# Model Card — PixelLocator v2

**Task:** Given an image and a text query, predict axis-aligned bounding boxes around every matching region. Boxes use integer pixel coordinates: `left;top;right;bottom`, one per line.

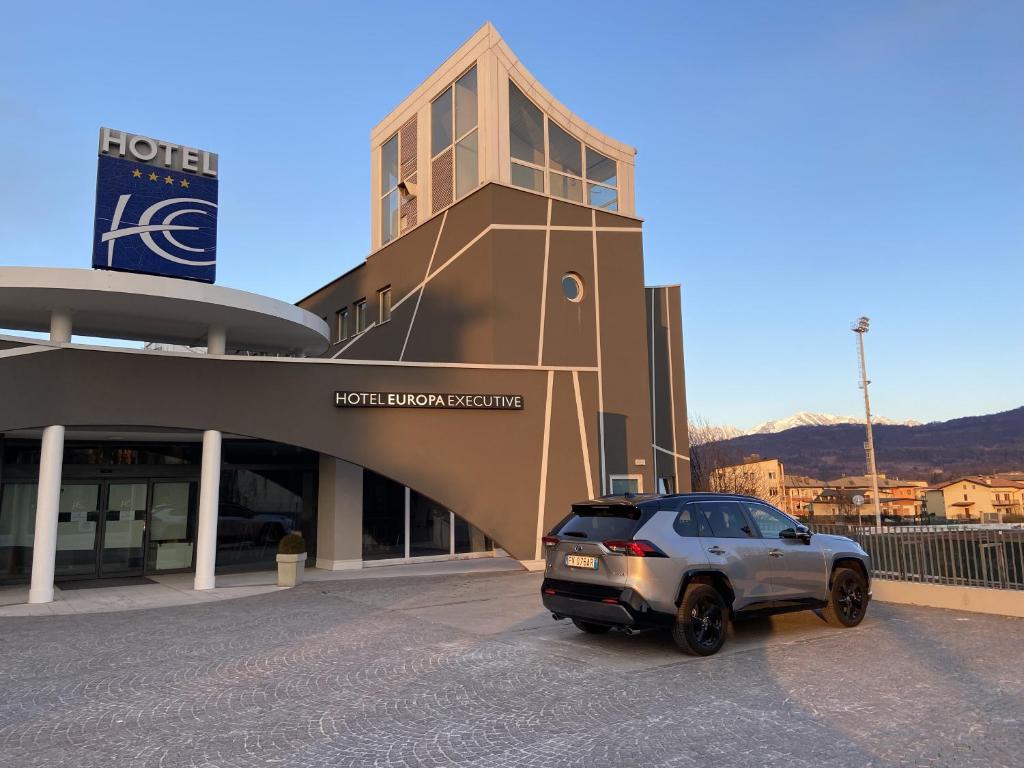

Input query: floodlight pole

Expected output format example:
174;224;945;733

852;317;882;531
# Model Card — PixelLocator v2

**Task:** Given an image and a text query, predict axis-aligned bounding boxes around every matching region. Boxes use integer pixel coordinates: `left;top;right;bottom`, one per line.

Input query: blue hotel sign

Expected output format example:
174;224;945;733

93;128;219;283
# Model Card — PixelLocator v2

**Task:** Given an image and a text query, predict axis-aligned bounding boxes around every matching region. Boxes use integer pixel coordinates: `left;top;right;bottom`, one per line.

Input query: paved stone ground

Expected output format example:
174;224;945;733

1;571;1022;767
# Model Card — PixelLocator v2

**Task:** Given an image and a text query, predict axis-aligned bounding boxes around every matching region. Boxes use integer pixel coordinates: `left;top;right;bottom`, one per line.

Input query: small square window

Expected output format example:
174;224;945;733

378;287;392;324
335;308;349;343
355;300;368;334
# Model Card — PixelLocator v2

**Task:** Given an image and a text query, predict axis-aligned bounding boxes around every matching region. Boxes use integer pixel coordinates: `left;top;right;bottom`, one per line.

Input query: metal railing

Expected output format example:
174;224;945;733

806;523;1024;591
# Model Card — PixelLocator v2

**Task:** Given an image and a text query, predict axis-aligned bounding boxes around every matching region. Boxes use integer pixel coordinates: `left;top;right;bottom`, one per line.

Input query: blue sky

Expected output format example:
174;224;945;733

2;1;1021;430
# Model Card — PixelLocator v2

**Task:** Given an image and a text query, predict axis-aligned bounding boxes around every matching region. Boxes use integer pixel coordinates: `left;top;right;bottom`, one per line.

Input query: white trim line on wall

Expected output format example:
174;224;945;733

0;345;59;359
665;287;681;484
572;370;595;499
334;218;639;359
400;210;447;361
591;209;607;495
653;444;691;462
534;369;555;560
536;198;552;366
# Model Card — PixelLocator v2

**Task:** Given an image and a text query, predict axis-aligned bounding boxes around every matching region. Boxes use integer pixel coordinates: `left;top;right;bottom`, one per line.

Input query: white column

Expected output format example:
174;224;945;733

193;429;222;590
28;309;74;604
50;308;72;344
207;324;226;355
28;425;65;603
404;486;411;561
194;324;226;590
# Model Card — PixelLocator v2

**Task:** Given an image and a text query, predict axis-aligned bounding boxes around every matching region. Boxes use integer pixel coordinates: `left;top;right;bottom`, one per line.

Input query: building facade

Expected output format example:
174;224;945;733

0;24;690;600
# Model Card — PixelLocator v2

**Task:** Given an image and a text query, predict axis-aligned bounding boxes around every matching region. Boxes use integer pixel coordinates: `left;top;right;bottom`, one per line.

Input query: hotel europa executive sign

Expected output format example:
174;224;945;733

93;127;219;283
335;391;524;410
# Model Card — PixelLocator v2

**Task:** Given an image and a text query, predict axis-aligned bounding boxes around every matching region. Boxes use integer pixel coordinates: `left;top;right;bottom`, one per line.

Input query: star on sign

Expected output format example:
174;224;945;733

164;175;174;185
148;172;158;182
179;178;190;188
131;168;142;178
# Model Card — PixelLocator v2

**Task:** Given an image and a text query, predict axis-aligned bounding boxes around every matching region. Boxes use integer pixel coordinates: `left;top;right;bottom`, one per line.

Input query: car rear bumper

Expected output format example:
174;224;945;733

540;578;671;629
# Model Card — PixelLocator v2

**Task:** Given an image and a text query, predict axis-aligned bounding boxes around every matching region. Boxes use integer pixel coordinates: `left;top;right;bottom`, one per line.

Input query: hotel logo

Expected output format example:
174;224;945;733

92;128;219;283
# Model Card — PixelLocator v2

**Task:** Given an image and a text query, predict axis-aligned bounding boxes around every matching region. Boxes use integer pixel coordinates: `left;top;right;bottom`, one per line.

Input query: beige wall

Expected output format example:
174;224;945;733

369;22;637;252
941;479;1021;522
711;458;786;506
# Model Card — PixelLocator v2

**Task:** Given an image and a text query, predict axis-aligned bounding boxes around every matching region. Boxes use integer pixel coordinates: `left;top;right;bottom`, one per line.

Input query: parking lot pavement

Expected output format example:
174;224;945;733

1;570;1022;767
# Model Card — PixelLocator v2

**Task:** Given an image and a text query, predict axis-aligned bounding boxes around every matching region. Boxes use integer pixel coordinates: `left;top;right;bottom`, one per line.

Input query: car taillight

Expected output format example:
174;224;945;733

602;539;667;557
541;536;560;548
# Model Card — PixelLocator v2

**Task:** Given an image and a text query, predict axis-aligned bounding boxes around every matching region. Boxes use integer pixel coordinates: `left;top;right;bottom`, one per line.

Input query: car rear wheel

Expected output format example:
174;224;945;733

571;619;611;634
822;567;868;627
673;583;728;656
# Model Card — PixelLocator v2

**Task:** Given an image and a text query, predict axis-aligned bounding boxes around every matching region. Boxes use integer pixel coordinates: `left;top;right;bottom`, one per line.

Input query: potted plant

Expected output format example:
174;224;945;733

276;532;307;587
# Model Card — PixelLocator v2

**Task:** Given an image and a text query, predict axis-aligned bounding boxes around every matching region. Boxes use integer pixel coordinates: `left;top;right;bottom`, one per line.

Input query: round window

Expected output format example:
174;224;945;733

561;272;584;303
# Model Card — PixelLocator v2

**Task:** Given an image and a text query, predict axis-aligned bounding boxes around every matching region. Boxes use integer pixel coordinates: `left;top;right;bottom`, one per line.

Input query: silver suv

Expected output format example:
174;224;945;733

540;493;871;656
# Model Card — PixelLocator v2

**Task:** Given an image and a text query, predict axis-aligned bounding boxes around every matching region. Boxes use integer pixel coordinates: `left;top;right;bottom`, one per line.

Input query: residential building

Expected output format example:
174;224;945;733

710;455;785;505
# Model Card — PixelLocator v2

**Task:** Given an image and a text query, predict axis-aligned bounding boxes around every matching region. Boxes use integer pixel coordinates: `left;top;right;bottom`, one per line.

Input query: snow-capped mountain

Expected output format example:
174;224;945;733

748;411;921;435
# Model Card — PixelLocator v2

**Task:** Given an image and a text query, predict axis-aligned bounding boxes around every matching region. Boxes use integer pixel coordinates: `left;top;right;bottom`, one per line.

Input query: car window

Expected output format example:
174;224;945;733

695;501;753;538
673;506;699;537
556;504;645;540
743;502;795;539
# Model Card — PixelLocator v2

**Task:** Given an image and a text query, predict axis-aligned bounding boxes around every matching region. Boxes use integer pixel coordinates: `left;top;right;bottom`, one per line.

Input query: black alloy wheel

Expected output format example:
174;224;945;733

673;583;728;656
822;566;869;627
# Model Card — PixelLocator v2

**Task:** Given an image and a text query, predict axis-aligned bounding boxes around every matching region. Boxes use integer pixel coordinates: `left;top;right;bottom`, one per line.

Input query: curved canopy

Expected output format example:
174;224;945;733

0;267;329;355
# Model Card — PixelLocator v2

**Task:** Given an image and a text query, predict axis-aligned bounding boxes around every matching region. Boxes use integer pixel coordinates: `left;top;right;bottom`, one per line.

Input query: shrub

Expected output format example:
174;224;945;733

277;532;306;555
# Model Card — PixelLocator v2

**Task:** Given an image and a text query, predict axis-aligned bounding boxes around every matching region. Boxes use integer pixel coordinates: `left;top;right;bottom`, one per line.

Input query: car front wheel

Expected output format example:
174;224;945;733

672;583;728;656
822;566;869;627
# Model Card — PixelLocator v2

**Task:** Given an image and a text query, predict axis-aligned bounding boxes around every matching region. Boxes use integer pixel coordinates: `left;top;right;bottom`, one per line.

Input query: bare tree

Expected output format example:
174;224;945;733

688;416;772;500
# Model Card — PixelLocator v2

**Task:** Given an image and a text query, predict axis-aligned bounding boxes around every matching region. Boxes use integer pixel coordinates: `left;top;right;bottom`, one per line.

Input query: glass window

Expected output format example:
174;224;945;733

744;503;797;538
697;501;754;538
381;135;399;195
455;130;478;199
381;190;399;246
549;172;583;203
334;309;349;343
431;88;453;157
588;184;617;211
547;121;582;177
380;133;401;246
148;482;196;571
454;514;493;553
0;483;38;578
511;162;543;192
561;272;584;302
609;476;639;495
673;506;712;538
354;300;367;333
378;287;392;323
556;503;646;541
509;82;545;166
586;148;617;186
454;67;477;139
217;468;314;571
362;470;405;560
409;491;450;557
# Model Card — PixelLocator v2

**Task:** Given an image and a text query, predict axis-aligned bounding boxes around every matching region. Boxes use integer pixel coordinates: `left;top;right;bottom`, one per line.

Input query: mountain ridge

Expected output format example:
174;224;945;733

704;406;1024;481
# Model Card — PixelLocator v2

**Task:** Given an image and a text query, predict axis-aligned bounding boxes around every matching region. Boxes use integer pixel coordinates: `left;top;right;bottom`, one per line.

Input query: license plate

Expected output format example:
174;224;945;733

564;554;598;570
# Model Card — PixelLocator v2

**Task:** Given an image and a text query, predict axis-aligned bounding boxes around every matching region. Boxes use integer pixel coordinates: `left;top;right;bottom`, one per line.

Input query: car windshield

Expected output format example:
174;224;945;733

555;504;650;541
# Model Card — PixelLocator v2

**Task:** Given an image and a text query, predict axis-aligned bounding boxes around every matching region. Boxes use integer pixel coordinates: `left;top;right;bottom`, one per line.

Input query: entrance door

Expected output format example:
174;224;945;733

98;482;148;577
54;482;103;580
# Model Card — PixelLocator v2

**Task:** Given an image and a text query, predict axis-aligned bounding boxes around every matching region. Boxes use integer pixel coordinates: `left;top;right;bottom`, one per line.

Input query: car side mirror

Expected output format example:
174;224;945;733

780;526;812;544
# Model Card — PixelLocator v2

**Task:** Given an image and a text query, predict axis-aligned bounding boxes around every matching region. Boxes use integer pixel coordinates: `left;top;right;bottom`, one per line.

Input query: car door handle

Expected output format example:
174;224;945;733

707;546;726;556
769;549;784;558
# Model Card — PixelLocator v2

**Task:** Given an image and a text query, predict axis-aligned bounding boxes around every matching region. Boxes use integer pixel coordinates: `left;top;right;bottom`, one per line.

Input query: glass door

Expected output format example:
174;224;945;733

99;482;148;577
145;481;197;573
55;483;102;580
